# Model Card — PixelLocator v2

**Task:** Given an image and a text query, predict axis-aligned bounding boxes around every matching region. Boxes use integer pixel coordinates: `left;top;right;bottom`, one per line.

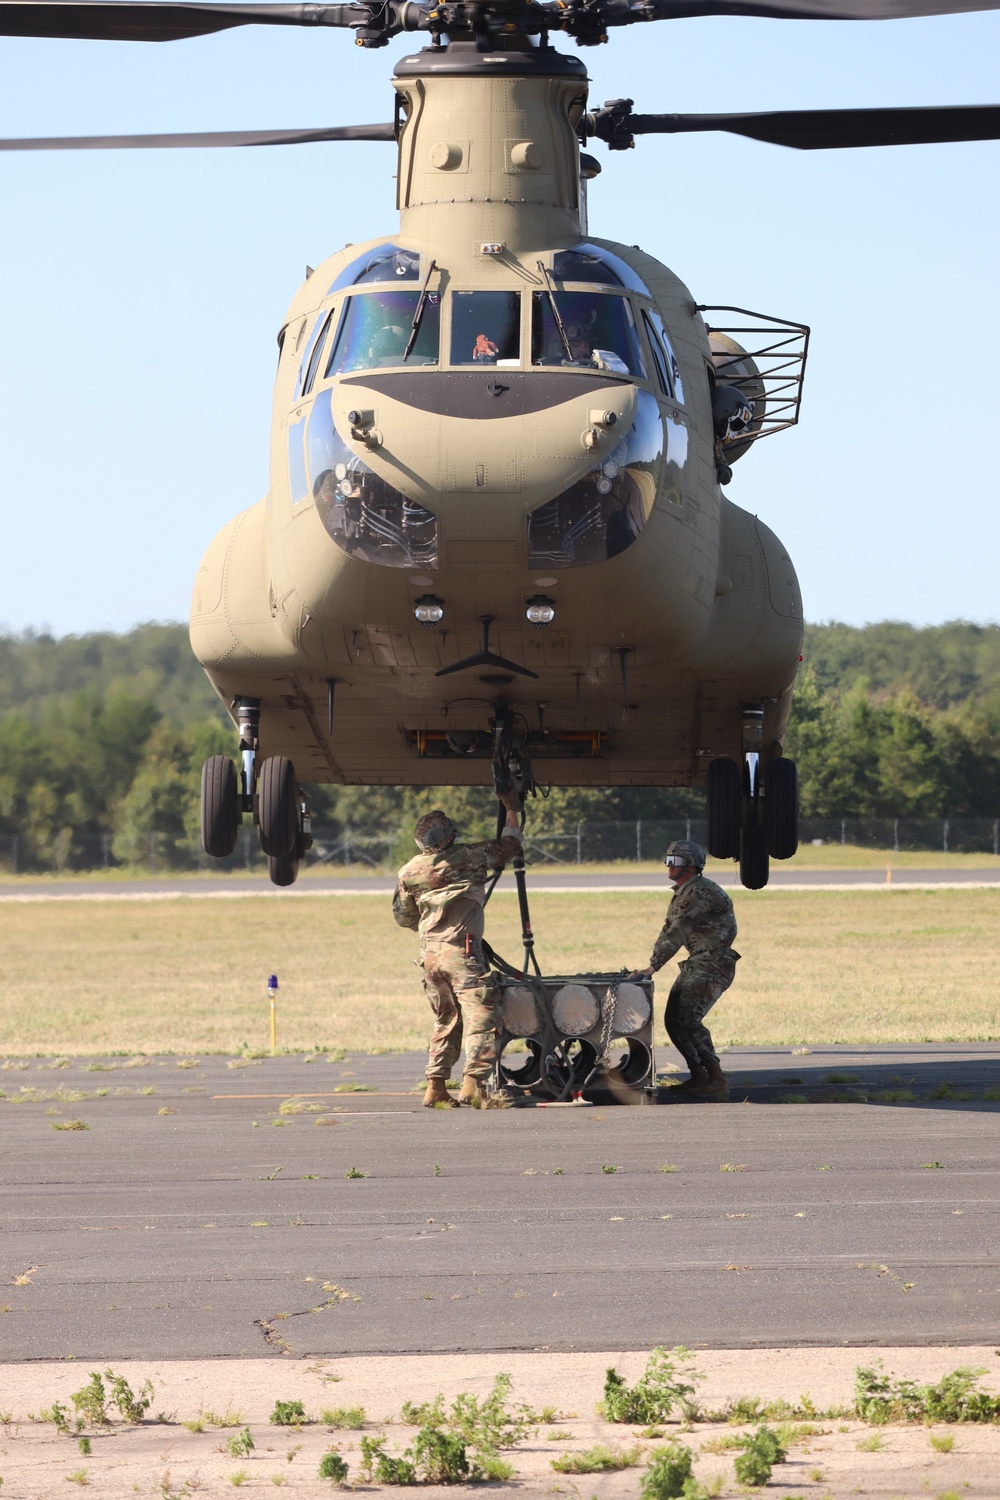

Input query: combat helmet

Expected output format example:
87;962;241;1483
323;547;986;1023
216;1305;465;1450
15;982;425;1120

414;809;458;853
664;838;706;872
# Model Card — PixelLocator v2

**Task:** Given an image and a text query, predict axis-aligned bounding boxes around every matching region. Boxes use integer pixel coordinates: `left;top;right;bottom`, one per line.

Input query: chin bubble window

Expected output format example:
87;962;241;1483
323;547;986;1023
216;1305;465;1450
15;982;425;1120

450;291;521;366
306;389;438;568
526;389;663;568
531;292;646;378
324;290;440;376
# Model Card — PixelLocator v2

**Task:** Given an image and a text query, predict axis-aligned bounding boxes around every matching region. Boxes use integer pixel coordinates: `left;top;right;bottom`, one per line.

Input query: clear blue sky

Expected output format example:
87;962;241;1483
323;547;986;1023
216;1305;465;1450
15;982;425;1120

0;6;997;637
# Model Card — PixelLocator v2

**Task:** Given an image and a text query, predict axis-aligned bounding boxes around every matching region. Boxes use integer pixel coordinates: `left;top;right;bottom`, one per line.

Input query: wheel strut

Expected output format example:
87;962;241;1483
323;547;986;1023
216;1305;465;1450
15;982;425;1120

236;697;261;812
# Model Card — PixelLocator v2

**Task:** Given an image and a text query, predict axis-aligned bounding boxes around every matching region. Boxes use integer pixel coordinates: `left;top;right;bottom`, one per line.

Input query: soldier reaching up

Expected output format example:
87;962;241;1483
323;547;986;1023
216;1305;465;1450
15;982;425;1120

629;839;740;1099
393;802;523;1108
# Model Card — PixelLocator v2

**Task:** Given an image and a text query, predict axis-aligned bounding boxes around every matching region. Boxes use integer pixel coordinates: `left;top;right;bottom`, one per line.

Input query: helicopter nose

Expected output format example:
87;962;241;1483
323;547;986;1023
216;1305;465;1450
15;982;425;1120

332;373;639;503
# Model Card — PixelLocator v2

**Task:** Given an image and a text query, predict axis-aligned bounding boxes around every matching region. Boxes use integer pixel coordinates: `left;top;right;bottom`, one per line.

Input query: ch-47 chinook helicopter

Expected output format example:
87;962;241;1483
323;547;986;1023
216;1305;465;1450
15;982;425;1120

4;1;1000;894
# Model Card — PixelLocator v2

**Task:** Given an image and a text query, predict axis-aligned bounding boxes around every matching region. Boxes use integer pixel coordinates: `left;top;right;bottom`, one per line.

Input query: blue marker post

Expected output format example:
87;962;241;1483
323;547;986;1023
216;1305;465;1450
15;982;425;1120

268;974;279;1054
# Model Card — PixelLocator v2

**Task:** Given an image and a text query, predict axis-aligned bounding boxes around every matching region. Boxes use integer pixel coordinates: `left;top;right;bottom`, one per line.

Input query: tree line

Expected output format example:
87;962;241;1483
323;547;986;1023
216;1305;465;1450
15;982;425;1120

0;620;996;869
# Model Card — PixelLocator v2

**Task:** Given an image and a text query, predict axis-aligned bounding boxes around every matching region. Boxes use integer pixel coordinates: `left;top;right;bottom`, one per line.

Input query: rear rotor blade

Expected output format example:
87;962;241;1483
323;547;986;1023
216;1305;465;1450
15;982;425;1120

591;102;1000;149
643;1;1000;20
0;121;396;149
0;0;387;42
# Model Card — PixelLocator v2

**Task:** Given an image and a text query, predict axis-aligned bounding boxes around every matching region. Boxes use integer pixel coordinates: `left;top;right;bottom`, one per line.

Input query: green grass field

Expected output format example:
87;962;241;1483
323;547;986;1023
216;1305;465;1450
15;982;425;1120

1;887;997;1055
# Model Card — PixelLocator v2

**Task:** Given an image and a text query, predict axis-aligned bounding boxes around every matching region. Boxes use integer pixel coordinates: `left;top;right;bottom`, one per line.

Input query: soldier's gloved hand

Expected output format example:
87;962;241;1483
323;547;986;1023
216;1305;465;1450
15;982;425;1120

626;966;653;982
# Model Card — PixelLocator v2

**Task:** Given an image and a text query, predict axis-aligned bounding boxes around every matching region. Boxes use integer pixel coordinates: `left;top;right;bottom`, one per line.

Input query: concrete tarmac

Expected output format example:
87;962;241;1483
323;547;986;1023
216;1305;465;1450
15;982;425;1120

3;1044;1000;1362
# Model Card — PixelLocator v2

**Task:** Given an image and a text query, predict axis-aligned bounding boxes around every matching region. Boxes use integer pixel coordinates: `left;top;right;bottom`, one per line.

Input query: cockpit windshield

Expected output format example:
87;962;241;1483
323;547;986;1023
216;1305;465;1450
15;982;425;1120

531;292;646;378
551;243;652;298
327;243;421;294
325;291;440;377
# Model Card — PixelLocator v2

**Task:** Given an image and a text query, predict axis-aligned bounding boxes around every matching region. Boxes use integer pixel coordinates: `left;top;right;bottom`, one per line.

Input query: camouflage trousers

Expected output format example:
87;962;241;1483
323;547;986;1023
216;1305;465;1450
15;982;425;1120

420;942;501;1081
663;956;737;1070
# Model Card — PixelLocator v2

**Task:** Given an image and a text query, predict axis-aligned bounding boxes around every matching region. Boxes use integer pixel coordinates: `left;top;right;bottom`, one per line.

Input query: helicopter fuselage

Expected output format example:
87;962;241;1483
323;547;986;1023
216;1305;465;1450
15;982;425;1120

190;42;802;790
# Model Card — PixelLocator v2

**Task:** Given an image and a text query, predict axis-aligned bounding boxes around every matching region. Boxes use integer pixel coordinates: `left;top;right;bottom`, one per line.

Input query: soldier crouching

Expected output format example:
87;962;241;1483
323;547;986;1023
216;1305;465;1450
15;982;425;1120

393;804;523;1108
630;838;740;1099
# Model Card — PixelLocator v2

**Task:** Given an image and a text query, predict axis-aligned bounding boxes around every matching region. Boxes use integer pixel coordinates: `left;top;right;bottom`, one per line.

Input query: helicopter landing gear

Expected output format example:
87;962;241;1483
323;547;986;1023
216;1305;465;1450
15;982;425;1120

738;703;768;890
200;754;241;858
706;756;741;859
764;756;799;860
258;755;297;858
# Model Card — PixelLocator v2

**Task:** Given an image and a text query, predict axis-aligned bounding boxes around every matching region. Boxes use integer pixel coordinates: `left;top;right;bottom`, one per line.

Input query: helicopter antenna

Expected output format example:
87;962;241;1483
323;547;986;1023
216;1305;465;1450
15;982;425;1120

403;258;438;361
536;261;574;364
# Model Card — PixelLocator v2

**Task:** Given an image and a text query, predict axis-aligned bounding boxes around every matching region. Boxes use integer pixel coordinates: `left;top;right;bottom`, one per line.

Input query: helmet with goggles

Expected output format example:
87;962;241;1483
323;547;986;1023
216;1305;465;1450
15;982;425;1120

664;839;706;873
413;809;458;853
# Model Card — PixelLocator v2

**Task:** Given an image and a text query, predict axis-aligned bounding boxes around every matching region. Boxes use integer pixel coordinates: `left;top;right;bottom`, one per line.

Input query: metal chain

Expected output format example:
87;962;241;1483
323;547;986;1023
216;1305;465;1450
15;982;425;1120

597;981;618;1069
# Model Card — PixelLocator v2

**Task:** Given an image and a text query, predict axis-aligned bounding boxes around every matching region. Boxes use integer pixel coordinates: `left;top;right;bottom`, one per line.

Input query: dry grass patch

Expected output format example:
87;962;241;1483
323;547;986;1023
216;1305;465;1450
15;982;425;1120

0;888;997;1053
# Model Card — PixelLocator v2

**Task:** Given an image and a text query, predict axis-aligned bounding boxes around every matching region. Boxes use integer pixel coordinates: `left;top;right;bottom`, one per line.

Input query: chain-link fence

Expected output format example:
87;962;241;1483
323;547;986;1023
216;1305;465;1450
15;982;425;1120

0;815;998;875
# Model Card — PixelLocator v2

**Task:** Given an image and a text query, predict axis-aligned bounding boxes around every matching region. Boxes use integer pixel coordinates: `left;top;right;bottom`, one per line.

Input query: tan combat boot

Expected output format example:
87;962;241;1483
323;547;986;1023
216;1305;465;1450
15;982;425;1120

684;1062;729;1099
670;1064;710;1093
457;1075;489;1107
423;1078;460;1108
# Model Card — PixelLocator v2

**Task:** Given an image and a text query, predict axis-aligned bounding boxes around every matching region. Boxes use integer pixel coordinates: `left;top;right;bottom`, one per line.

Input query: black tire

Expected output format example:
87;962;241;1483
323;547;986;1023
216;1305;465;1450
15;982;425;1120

258;756;297;858
200;755;239;858
706;757;741;859
739;814;770;890
268;850;300;887
765;757;799;860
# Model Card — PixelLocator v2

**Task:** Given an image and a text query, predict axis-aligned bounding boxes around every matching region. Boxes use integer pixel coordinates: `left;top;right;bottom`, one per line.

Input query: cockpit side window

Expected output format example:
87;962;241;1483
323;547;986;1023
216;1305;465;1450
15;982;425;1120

294;311;329;401
642;309;673;399
531;292;646;379
300;309;334;398
450;291;521;366
644;309;685;405
327;243;421;295
325;290;440;377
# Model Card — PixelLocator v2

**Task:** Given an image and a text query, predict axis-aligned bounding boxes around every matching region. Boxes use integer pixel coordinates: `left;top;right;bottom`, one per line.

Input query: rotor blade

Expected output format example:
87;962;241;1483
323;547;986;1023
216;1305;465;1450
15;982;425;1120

626;103;1000;149
0;1;393;43
0;121;395;150
643;1;1000;20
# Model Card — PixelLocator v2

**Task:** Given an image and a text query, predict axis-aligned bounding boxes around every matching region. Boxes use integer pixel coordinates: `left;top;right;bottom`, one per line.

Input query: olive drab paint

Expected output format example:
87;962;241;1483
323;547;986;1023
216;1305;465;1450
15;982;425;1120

189;40;803;793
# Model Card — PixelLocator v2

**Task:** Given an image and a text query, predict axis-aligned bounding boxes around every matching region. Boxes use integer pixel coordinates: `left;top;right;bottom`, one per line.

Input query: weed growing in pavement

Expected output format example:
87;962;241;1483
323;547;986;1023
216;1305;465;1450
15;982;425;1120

77;1438;91;1456
52;1120;89;1131
602;1347;701;1424
922;1161;946;1169
37;1402;71;1433
345;1167;368;1179
322;1407;365;1429
65;1470;89;1486
547;1430;573;1441
855;1363;1000;1423
449;1373;535;1452
856;1431;887;1450
639;1439;716;1499
270;1401;308;1427
732;1425;786;1487
551;1442;642;1473
930;1432;956;1452
318;1452;349;1482
400;1373;533;1458
225;1429;254;1458
360;1426;478;1484
202;1408;244;1428
602;1164;619;1174
228;1471;250;1486
70;1374;109;1427
106;1370;155;1424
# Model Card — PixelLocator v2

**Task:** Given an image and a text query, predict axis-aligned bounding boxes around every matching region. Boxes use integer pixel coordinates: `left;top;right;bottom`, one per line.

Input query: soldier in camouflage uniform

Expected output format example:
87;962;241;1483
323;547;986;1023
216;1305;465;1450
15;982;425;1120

630;839;739;1098
393;804;523;1108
